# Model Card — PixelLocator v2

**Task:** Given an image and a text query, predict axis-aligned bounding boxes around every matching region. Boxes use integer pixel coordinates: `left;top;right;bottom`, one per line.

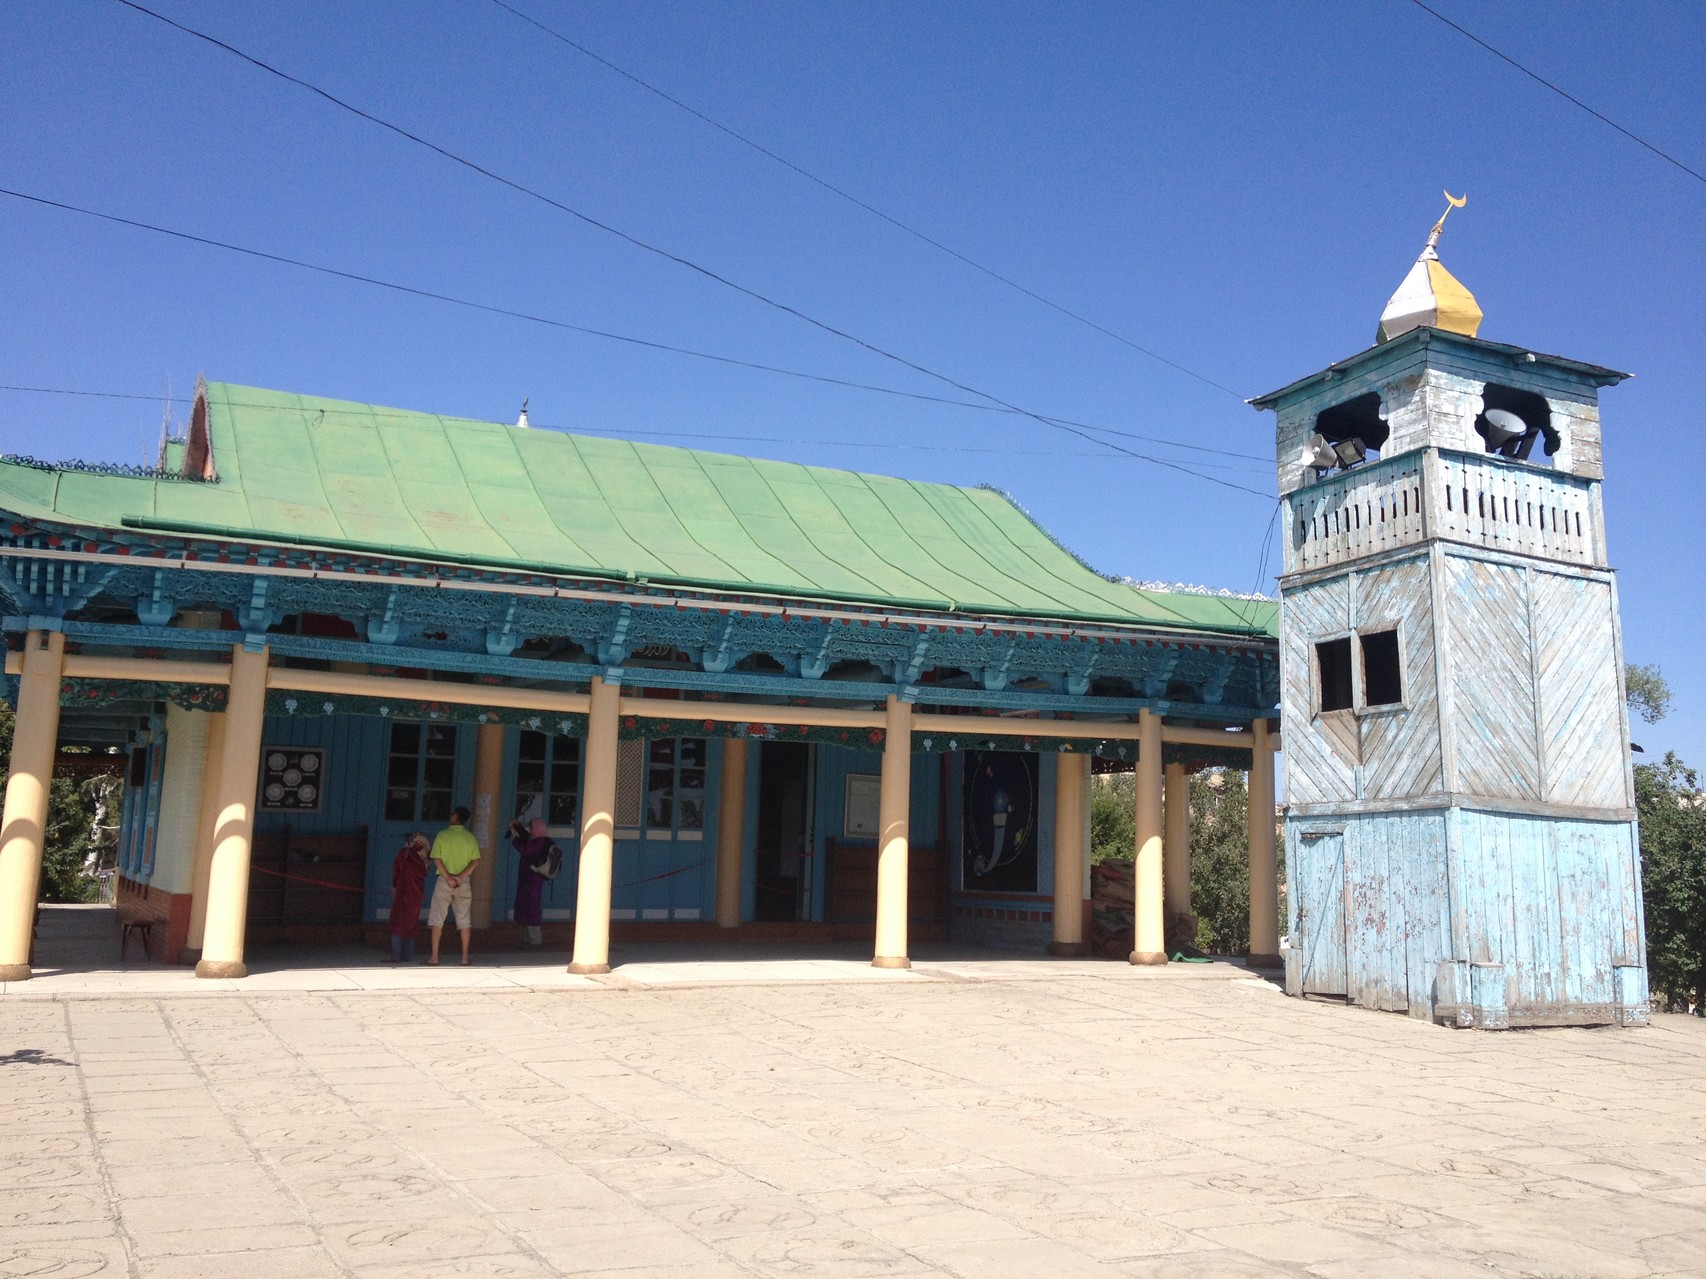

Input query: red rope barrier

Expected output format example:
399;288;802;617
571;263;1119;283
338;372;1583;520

249;864;367;893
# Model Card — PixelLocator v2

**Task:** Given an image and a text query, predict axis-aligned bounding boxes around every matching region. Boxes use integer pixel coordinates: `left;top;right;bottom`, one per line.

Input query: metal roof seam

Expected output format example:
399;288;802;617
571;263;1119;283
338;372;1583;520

744;459;902;602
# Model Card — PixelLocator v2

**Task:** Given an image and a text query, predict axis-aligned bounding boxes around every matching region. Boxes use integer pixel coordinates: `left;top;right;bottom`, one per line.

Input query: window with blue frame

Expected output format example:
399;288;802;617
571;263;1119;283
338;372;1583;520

514;730;581;829
384;721;457;822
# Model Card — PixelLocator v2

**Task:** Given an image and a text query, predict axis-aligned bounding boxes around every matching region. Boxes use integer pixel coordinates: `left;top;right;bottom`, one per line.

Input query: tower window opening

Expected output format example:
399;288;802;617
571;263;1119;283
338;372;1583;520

1313;392;1388;467
1360;630;1403;706
1316;638;1353;713
1475;384;1557;464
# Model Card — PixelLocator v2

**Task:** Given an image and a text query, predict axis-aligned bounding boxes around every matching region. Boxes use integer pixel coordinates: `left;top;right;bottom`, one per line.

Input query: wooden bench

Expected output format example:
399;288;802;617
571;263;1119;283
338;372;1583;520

118;886;155;959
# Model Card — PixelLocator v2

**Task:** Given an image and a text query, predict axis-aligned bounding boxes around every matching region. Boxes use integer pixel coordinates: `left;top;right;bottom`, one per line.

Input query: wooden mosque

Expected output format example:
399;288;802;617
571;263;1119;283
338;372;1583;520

1;199;1649;1028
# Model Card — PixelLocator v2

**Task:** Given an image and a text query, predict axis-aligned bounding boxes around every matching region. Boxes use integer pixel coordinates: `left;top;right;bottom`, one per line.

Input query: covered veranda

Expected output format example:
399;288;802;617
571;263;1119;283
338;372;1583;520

1;380;1281;982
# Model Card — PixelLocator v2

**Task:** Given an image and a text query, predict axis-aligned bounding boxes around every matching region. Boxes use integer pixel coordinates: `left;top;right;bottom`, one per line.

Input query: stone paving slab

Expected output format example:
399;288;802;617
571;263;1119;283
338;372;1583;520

4;920;1706;1276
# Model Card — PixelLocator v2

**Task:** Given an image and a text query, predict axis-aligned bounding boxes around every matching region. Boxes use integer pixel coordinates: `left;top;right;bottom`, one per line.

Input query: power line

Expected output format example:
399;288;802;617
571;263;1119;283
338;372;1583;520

0;382;1269;471
1408;0;1706;187
487;0;1247;399
0;188;1268;476
106;1;1274;501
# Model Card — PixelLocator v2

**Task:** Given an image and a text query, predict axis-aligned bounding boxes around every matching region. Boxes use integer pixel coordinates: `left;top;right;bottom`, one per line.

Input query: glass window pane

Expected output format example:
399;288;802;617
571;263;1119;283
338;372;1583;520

519;730;546;761
389;722;421;755
423;757;455;788
548;792;578;826
677;799;703;831
426;724;458;755
420;790;451;823
516;763;546;794
678;738;705;768
552;735;579;764
385;790;415;821
647;793;672;828
649;739;675;766
387;756;418;787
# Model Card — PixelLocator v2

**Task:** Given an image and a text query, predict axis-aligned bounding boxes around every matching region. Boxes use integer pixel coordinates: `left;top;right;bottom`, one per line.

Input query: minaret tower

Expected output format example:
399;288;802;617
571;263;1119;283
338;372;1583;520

1252;197;1648;1028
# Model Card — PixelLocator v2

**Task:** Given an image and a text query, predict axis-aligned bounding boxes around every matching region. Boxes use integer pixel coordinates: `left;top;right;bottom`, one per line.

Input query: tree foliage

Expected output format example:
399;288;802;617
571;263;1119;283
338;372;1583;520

1626;663;1672;727
0;700;118;903
1089;766;1283;956
1635;752;1706;1014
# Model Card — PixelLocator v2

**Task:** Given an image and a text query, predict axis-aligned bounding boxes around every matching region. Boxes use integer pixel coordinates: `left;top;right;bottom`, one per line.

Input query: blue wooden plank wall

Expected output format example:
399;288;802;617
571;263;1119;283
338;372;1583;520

1290;808;1640;1021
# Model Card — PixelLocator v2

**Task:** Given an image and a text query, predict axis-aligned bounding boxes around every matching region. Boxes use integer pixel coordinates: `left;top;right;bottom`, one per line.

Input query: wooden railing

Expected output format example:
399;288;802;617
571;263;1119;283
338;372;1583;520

1287;450;1601;573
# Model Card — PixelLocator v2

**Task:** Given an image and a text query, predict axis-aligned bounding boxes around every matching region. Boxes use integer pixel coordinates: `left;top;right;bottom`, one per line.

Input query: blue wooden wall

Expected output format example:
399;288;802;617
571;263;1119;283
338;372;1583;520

1288;809;1646;1022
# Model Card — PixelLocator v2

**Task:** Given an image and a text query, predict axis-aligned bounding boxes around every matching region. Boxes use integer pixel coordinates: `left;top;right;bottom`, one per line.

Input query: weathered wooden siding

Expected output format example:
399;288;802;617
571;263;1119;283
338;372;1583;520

1445;557;1543;801
1278;577;1355;804
1355;559;1442;801
1289;809;1639;1024
1288;812;1450;1017
1455;810;1641;1021
1287;455;1426;574
1433;453;1600;568
1289;827;1347;995
1530;573;1630;810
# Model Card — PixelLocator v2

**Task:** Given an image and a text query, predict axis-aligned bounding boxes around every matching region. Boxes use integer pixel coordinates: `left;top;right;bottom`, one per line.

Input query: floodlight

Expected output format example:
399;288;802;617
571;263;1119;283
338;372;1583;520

1331;437;1367;468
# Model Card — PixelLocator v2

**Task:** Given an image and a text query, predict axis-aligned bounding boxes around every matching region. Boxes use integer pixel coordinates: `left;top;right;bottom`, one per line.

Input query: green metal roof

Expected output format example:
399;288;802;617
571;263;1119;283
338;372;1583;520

1;382;1277;637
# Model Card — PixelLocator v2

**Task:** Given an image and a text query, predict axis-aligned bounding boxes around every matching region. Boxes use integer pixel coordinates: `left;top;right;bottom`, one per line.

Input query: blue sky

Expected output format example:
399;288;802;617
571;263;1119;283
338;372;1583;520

3;1;1702;764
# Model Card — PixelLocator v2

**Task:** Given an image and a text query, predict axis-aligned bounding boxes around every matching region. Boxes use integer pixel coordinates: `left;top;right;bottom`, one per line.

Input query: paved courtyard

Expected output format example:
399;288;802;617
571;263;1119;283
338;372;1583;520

4;913;1706;1278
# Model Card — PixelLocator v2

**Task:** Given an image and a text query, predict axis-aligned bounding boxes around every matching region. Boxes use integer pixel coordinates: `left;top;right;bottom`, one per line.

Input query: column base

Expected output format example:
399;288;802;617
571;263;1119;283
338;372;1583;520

1047;941;1087;958
1245;952;1284;970
872;955;911;970
194;958;247;979
0;963;33;982
1128;950;1169;966
567;961;611;975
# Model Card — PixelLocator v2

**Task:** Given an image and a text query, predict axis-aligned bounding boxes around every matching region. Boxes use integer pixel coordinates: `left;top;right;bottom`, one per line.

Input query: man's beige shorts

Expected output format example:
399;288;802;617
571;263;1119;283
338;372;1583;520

428;876;473;928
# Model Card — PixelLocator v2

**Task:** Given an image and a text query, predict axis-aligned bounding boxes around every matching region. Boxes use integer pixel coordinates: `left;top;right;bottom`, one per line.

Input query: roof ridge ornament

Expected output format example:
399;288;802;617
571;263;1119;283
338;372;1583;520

1377;190;1482;344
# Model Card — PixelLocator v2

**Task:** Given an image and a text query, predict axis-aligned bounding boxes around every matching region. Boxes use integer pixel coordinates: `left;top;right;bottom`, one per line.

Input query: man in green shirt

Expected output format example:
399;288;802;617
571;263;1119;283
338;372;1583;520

427;805;481;965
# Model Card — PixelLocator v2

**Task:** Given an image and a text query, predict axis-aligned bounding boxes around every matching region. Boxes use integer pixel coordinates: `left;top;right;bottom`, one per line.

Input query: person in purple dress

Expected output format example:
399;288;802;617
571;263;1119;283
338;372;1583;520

508;817;552;947
388;832;430;963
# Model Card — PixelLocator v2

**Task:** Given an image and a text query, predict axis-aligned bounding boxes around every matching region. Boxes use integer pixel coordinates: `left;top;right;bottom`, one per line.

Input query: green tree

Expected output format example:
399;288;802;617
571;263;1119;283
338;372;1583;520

1627;663;1672;727
1088;765;1284;957
1622;663;1703;1014
1188;770;1252;955
0;701;116;903
1089;772;1134;865
1636;753;1706;1014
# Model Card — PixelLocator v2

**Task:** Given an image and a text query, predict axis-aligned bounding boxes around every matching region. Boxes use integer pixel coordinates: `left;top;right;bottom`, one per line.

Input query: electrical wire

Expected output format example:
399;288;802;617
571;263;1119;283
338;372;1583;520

1408;0;1705;187
104;0;1275;500
486;0;1248;399
0;382;1270;471
0;185;1274;498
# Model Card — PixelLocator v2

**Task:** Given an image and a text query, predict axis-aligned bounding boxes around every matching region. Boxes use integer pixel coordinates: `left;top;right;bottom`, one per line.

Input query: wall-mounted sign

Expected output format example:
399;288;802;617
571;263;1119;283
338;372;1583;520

260;747;324;812
843;773;881;839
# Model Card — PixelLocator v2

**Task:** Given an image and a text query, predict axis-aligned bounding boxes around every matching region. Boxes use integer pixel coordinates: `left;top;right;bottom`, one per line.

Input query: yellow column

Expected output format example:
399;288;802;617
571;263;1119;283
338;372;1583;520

1163;762;1192;919
185;711;226;952
1247;716;1281;966
470;722;505;929
0;629;66;981
871;695;912;969
196;643;268;979
1130;708;1166;965
569;676;618;974
1049;752;1086;957
715;737;748;928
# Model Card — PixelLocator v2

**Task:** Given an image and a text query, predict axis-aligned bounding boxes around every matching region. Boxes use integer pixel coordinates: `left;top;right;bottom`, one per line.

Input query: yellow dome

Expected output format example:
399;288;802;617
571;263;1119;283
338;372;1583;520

1377;193;1482;343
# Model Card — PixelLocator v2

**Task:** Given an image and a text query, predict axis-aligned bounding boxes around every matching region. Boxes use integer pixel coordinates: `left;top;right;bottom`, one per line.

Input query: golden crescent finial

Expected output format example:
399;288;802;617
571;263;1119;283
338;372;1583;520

1426;191;1467;248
